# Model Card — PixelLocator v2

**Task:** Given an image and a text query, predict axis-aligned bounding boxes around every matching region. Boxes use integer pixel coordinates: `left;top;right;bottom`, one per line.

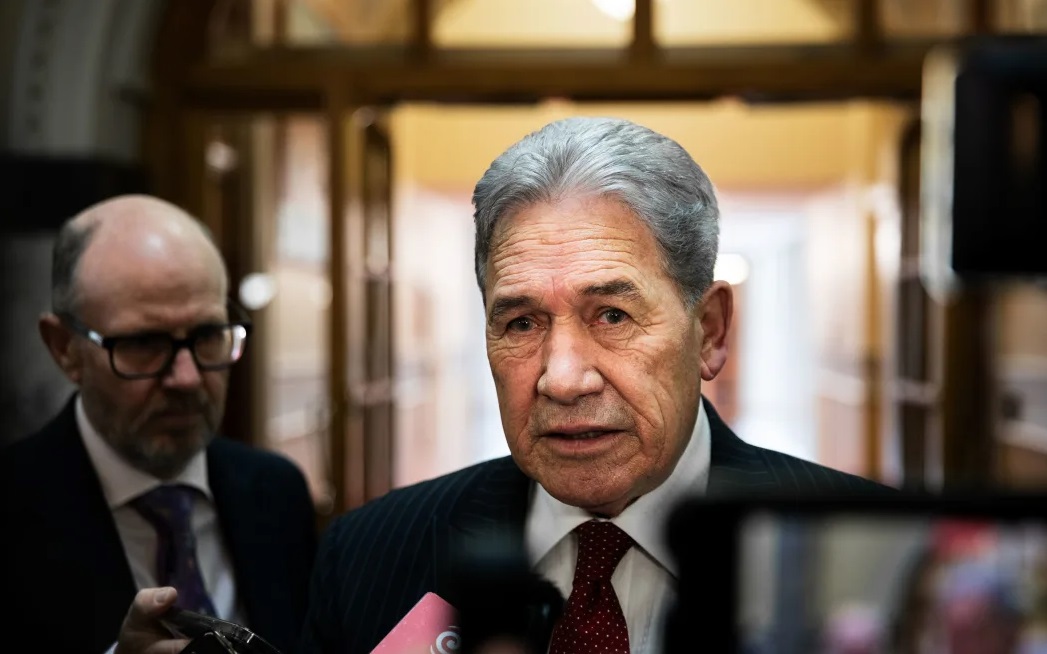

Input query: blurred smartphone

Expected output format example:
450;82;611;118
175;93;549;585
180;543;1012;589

663;492;1047;653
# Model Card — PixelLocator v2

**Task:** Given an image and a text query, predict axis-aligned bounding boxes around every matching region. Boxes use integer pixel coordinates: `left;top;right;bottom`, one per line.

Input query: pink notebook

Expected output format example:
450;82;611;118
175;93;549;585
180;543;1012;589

369;592;460;654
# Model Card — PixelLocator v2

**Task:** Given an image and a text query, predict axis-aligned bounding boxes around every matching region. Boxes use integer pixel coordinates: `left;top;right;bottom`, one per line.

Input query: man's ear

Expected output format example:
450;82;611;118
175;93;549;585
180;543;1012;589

39;313;83;385
697;281;733;382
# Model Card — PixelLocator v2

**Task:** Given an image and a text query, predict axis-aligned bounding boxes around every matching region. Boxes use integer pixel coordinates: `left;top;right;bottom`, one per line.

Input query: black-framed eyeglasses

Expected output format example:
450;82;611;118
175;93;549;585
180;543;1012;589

58;307;252;381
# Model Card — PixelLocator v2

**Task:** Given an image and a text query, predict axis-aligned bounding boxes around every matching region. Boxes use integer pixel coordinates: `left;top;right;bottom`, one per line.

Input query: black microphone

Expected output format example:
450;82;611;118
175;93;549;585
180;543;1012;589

447;530;565;654
164;608;281;654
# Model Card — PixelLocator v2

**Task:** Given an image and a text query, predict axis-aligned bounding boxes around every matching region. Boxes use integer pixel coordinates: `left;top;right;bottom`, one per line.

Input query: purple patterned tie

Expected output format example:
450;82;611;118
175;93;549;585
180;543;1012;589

130;484;218;617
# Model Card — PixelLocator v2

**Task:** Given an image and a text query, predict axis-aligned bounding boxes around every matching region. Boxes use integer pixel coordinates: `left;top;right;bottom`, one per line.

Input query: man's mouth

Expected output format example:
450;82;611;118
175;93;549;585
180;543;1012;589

547;430;618;440
156;409;200;418
540;428;625;457
151;408;206;427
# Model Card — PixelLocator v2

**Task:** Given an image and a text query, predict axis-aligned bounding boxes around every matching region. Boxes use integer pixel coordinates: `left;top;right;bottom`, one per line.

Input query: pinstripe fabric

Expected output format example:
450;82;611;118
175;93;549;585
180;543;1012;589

300;399;891;654
704;401;890;498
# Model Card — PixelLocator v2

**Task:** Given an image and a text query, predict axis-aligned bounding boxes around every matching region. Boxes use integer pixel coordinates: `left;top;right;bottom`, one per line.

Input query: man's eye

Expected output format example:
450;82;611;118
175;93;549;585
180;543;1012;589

194;325;224;342
599;309;629;325
123;334;170;350
507;317;535;332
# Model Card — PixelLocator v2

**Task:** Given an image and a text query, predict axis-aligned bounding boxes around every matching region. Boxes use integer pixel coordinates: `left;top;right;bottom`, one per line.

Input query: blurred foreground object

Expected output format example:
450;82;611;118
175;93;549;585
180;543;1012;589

820;603;884;654
921;36;1047;303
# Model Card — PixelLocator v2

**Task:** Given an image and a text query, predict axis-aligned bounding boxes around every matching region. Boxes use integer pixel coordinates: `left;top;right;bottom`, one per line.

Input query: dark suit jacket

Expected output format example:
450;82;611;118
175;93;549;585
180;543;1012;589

0;397;318;654
300;399;891;654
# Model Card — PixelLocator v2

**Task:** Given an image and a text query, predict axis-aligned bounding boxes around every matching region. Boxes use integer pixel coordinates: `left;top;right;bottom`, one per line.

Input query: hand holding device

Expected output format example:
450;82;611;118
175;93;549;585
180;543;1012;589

162;606;282;654
114;587;189;654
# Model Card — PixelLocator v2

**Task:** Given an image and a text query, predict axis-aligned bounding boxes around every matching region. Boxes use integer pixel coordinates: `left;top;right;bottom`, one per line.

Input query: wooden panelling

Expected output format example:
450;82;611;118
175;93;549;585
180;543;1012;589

179;42;930;109
996;434;1047;490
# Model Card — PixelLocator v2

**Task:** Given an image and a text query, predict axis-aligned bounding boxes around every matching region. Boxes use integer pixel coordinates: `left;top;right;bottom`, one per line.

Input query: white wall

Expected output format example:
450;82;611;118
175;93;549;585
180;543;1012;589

391;185;508;487
720;195;817;462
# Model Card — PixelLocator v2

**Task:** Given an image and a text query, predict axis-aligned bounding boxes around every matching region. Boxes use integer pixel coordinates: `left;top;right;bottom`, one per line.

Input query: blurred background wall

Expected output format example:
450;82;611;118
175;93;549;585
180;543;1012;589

0;0;165;444
1;0;1045;517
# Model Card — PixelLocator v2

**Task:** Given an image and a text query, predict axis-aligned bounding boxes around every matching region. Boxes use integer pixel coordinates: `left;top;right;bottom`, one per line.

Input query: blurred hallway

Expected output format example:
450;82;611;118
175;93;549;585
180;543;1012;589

2;0;1046;520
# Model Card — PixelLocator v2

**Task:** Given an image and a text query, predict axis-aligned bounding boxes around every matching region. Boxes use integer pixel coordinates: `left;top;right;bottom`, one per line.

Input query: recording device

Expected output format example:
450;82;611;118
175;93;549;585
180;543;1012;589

368;530;563;654
370;593;460;654
445;530;565;654
166;530;562;654
662;492;1047;653
163;608;281;654
921;35;1047;301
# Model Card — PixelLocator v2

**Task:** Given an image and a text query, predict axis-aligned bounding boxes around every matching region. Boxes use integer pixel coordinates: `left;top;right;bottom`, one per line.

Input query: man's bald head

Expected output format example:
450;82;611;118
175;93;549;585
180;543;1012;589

42;195;234;479
51;195;225;316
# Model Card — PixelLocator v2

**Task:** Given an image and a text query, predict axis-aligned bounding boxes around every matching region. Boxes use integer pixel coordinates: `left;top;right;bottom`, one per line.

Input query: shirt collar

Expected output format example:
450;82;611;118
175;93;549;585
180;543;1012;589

525;400;711;577
75;394;212;509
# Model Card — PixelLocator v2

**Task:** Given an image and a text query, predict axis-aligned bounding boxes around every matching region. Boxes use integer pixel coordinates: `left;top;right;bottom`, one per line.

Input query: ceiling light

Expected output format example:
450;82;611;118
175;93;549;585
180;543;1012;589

715;253;750;285
592;0;636;22
239;273;276;310
592;0;665;22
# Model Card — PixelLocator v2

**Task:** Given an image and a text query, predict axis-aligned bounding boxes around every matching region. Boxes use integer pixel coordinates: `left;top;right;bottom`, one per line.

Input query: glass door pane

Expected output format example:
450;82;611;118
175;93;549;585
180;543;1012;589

192;112;334;513
265;115;334;512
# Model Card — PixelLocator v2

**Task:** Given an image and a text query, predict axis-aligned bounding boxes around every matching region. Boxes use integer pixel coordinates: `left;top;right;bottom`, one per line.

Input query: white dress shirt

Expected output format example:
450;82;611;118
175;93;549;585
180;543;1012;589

76;397;246;639
526;401;711;654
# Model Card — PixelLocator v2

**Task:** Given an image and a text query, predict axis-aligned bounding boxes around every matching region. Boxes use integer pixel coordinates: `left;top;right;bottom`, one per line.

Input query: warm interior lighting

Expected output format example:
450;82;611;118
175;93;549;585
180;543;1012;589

592;0;636;22
592;0;667;22
715;253;750;285
205;140;238;173
239;272;277;310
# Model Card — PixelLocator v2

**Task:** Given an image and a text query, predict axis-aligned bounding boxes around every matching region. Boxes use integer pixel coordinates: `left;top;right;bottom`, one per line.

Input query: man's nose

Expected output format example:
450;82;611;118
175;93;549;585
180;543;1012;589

163;347;204;388
536;324;604;404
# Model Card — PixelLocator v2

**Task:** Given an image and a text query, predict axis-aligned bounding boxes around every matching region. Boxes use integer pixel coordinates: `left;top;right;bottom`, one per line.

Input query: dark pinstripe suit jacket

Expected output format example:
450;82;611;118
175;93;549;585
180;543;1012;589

300;399;889;654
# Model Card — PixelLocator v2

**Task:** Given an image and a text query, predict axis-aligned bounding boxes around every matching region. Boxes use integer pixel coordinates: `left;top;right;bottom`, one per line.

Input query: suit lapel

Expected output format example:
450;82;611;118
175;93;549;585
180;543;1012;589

41;400;138;639
207;440;277;631
426;400;777;597
432;457;532;600
704;398;780;496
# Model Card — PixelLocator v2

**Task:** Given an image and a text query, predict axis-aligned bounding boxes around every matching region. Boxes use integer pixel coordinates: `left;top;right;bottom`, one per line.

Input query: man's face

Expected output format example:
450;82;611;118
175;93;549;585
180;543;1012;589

70;242;230;479
484;195;708;517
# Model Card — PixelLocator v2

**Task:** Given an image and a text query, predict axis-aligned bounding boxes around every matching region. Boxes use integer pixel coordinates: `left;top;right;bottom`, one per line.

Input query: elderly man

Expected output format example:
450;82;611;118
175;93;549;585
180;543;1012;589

296;117;888;654
0;196;317;653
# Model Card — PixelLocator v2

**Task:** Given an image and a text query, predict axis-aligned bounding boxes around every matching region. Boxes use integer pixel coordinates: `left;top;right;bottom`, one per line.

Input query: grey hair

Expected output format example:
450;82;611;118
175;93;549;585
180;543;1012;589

51;219;99;315
472;116;719;307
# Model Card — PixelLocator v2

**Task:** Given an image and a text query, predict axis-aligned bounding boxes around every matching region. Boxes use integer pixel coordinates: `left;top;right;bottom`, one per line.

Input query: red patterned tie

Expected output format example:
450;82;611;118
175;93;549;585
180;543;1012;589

549;520;634;654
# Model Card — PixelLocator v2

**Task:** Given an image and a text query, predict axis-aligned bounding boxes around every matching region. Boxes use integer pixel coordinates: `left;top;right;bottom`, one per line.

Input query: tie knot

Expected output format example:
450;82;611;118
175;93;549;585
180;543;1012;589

573;520;634;582
130;484;197;532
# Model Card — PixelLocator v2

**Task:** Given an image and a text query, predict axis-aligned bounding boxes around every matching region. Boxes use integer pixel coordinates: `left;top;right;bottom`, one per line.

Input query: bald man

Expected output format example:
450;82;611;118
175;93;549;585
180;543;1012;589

0;195;317;653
